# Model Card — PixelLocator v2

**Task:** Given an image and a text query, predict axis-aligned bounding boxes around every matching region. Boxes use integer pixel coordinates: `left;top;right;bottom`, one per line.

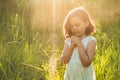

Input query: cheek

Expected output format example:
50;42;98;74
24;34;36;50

78;26;86;33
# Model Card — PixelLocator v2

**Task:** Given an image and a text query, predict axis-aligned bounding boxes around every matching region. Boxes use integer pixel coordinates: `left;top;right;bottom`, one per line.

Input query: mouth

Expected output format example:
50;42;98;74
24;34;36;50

73;33;81;37
73;31;78;34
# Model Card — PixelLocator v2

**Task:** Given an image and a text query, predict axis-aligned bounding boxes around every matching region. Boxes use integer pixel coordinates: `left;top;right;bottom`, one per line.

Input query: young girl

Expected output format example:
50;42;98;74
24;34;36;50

60;7;97;80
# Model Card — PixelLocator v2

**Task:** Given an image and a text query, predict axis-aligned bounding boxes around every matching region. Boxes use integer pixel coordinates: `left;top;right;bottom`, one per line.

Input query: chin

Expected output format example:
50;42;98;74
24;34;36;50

75;34;81;37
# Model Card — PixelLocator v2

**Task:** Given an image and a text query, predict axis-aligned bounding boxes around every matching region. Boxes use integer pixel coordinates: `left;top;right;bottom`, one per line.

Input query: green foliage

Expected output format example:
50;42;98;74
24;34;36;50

0;0;120;80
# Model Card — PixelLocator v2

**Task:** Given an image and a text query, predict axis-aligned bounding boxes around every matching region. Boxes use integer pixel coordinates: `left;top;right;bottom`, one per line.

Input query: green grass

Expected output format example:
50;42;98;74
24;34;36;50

0;16;119;80
0;0;120;80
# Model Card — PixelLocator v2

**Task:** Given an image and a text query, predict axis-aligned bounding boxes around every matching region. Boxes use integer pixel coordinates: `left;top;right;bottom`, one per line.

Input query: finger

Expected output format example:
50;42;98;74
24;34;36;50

71;36;76;40
71;41;76;46
71;39;75;43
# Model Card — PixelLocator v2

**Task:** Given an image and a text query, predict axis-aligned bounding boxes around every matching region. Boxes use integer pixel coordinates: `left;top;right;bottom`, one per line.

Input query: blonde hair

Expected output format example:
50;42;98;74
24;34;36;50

63;7;96;38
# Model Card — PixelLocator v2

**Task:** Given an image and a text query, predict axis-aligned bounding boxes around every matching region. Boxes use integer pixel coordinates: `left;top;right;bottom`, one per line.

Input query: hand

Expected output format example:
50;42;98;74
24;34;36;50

71;41;76;48
71;35;81;46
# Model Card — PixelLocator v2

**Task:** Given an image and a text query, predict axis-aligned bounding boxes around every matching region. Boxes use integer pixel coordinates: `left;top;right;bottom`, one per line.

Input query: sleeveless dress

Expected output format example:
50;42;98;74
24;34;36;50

64;36;97;80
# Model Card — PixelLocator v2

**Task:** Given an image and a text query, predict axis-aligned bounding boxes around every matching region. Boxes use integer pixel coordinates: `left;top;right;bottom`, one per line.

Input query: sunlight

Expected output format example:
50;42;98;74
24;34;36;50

30;0;58;79
1;0;119;79
49;0;58;80
30;0;53;30
53;0;56;33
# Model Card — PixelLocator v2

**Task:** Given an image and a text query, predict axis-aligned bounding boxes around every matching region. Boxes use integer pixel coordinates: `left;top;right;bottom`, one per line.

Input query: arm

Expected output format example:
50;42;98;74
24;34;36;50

71;36;97;67
77;40;97;67
60;42;75;64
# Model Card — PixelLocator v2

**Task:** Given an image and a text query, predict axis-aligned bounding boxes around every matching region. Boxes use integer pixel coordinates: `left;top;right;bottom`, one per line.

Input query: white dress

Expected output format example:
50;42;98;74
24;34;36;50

64;36;96;80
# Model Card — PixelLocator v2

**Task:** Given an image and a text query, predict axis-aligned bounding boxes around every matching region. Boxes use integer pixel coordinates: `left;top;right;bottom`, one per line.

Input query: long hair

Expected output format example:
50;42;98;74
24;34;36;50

63;7;96;38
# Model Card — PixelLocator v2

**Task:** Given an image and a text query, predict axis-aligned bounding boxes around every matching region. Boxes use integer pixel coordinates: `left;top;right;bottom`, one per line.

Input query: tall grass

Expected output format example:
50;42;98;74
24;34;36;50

0;0;120;80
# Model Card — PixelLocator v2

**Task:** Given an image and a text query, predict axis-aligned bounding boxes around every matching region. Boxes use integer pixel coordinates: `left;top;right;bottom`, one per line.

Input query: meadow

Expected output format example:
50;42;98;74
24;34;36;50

0;0;120;80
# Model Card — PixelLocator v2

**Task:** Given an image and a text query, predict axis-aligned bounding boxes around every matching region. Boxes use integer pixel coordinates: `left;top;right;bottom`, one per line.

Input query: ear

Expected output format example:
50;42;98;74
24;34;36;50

85;20;89;27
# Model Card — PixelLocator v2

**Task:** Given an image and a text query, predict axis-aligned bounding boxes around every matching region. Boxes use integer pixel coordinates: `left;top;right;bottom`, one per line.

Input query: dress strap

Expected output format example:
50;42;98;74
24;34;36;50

87;36;97;43
65;38;71;47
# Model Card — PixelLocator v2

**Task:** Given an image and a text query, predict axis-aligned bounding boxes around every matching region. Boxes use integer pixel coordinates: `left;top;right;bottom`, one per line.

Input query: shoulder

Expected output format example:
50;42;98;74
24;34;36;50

87;36;97;42
87;36;97;49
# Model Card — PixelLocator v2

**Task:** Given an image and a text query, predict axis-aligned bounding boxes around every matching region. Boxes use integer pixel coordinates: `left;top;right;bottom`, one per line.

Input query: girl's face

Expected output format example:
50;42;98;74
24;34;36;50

70;16;88;37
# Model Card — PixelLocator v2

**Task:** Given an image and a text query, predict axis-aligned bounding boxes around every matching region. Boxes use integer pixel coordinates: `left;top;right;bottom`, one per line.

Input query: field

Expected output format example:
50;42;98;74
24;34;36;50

0;0;120;80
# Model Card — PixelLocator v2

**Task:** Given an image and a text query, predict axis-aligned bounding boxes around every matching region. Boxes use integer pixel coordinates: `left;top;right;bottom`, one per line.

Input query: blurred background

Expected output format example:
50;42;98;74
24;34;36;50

0;0;120;80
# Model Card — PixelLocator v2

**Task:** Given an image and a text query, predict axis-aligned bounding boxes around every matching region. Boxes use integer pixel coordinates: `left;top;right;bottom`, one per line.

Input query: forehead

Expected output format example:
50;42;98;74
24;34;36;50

70;16;83;24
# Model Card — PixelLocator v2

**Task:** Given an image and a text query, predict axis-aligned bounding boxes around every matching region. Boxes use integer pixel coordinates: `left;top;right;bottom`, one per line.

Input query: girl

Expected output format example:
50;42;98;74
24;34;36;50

60;7;97;80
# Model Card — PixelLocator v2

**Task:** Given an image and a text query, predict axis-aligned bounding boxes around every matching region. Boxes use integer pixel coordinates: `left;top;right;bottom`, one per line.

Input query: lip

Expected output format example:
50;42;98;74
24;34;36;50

73;31;78;34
